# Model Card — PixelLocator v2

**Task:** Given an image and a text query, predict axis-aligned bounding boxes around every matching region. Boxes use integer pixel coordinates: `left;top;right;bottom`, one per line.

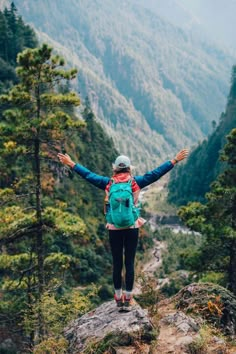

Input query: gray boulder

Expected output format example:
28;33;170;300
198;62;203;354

64;300;155;353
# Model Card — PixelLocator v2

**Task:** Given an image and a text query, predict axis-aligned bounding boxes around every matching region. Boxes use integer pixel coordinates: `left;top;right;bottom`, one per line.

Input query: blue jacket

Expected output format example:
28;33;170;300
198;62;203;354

73;160;174;190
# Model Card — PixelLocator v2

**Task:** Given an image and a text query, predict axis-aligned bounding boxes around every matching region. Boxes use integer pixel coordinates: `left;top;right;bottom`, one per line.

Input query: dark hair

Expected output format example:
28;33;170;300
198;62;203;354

113;167;131;175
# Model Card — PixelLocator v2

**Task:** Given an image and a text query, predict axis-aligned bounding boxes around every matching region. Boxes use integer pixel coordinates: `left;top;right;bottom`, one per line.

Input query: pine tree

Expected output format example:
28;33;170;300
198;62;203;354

0;10;9;62
0;3;37;96
229;65;236;102
4;3;18;63
0;43;85;341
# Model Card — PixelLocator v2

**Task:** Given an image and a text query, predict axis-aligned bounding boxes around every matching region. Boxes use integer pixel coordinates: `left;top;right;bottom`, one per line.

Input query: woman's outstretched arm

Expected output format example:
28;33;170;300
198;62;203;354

57;153;110;190
134;149;189;189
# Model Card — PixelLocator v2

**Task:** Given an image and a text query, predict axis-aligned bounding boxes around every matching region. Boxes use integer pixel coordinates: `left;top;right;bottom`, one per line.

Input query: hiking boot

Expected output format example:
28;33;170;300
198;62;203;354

123;296;135;312
114;294;123;309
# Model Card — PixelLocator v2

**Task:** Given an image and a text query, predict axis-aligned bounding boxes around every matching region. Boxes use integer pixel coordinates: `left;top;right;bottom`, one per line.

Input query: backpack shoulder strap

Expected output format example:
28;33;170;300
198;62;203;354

128;178;132;185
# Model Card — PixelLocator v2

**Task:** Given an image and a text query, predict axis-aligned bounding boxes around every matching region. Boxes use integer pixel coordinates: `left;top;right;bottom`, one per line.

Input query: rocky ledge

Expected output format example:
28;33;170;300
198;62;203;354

64;300;155;353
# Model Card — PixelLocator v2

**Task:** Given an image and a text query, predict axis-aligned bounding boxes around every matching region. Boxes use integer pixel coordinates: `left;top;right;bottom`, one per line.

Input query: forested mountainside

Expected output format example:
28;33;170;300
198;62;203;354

0;6;127;350
168;65;236;205
3;0;235;170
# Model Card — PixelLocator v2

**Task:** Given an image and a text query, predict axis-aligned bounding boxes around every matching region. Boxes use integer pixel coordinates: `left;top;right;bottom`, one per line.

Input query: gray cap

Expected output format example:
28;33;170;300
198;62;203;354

113;155;131;169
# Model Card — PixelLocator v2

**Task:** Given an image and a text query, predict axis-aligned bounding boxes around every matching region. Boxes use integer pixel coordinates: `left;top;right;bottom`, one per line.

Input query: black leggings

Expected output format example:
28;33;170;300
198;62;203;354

109;228;139;291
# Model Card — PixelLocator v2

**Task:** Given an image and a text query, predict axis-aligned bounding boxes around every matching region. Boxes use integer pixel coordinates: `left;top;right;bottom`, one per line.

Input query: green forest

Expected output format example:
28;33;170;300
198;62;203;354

0;3;236;353
163;65;236;300
168;65;236;206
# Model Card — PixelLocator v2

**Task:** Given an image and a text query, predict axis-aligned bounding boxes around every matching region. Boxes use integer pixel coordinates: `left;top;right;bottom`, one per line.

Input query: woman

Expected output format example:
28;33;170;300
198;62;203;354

58;149;188;311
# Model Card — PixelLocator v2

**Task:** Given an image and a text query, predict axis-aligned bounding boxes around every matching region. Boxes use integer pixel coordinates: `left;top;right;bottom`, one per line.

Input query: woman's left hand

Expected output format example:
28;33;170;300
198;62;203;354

172;149;189;164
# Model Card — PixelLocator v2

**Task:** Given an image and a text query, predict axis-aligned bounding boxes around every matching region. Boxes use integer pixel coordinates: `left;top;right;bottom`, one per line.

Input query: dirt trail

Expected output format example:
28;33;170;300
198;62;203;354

134;238;168;296
142;239;165;274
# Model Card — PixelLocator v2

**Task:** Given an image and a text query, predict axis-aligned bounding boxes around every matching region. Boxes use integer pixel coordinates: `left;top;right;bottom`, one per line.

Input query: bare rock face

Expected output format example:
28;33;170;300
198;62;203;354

64;300;155;353
161;311;200;334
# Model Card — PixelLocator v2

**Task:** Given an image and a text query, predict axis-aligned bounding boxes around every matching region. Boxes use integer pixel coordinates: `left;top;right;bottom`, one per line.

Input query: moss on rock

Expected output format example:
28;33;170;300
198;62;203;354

174;282;236;336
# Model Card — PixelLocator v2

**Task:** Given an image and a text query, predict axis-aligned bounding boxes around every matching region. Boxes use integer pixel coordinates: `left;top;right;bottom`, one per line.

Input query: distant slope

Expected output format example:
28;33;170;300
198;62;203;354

136;0;201;30
168;66;236;205
177;0;236;50
136;0;236;50
1;0;235;171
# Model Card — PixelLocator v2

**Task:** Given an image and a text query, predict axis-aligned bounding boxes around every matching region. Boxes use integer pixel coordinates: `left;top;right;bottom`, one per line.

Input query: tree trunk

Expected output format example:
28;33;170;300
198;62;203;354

27;250;36;346
229;193;236;295
34;137;45;338
228;239;236;295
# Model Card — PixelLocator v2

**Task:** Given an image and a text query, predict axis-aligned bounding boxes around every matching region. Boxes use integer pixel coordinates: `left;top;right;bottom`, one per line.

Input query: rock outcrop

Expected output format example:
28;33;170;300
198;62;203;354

64;300;155;353
174;282;236;336
64;282;236;354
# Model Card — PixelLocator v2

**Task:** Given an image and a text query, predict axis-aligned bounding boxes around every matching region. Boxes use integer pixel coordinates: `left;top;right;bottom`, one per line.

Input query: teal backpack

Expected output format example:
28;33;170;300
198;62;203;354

106;179;140;228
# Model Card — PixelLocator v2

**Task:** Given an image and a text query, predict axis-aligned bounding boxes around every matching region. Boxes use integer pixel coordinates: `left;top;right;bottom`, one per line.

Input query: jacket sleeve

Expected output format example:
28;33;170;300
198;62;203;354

134;160;174;189
72;163;110;190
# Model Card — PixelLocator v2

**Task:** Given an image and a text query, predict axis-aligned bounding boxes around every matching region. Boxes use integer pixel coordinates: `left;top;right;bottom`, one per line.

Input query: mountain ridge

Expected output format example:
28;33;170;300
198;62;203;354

1;0;235;170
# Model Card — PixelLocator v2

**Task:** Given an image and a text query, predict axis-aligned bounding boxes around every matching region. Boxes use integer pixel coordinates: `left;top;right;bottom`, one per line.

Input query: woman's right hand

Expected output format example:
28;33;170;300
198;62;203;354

57;153;76;169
